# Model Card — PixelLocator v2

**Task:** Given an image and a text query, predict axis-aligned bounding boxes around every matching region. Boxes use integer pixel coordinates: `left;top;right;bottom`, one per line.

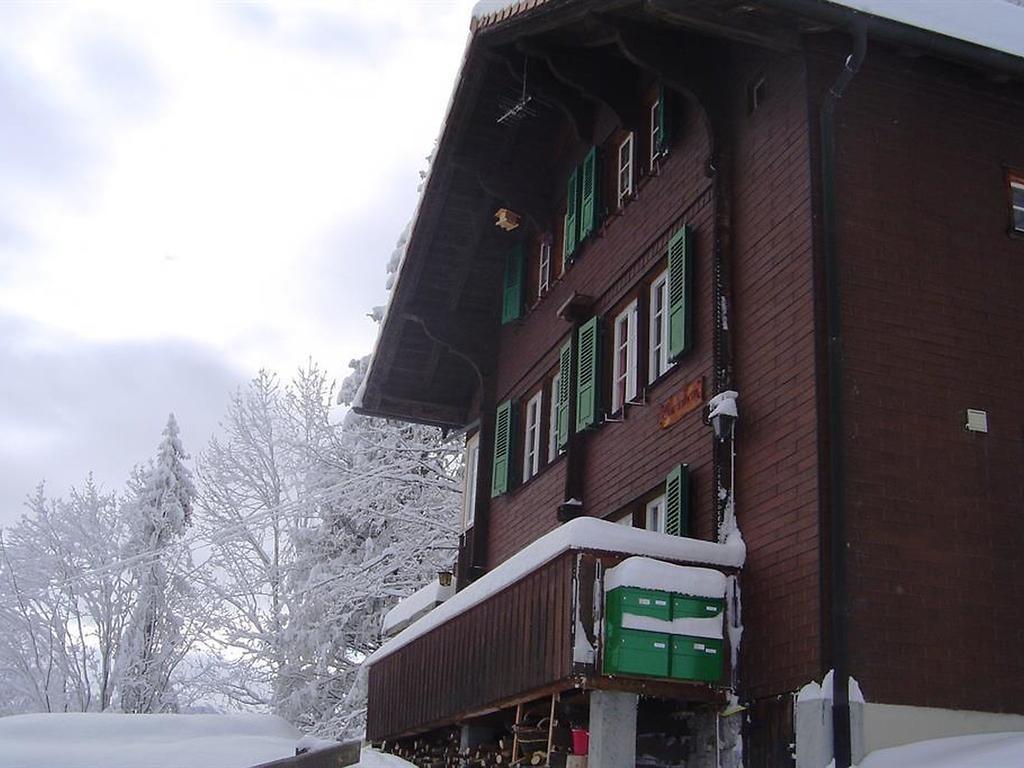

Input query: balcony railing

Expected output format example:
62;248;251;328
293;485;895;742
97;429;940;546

365;518;744;742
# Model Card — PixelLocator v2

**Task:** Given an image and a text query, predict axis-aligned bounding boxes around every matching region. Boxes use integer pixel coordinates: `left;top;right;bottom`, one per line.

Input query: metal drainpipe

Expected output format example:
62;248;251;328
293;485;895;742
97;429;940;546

820;24;866;768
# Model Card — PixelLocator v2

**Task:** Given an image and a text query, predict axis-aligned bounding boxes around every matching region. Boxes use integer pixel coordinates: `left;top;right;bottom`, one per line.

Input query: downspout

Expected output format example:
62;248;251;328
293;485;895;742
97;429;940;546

819;24;866;768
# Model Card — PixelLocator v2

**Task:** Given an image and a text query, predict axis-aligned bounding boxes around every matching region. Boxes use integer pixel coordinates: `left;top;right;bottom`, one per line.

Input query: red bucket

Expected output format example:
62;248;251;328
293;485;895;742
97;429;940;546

571;728;589;755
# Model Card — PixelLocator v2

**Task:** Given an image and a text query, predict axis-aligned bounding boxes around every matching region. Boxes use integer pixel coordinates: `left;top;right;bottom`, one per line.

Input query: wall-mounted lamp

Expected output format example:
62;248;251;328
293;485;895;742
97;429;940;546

494;208;521;231
706;390;739;441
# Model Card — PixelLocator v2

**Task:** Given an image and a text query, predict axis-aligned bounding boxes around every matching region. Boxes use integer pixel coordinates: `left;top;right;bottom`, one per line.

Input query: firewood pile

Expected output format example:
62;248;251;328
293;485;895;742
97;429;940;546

375;694;577;767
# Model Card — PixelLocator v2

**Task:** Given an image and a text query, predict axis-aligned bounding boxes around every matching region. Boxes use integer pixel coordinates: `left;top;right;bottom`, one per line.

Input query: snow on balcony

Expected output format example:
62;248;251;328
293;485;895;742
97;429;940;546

382;577;456;638
365;517;744;667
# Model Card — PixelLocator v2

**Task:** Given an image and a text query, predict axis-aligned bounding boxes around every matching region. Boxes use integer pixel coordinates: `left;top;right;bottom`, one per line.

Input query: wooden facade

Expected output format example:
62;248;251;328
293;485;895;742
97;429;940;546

368;552;575;741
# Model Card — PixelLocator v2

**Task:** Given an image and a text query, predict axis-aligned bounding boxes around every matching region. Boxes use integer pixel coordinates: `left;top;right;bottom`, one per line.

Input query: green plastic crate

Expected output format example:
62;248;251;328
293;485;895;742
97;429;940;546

671;594;725;620
605;586;672;629
669;635;724;683
603;627;670;678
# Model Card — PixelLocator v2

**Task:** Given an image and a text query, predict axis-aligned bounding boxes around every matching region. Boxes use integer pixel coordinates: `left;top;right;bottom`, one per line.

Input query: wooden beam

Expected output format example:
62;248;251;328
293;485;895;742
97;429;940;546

519;40;639;126
578;674;727;703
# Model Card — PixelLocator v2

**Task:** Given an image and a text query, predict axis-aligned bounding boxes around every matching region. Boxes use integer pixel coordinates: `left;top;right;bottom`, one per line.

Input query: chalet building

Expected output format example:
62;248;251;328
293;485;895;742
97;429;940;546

356;1;1024;766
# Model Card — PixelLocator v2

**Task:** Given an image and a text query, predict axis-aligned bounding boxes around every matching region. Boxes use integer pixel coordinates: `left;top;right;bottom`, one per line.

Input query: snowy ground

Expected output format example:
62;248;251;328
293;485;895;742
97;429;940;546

0;713;309;768
353;748;415;767
858;731;1024;768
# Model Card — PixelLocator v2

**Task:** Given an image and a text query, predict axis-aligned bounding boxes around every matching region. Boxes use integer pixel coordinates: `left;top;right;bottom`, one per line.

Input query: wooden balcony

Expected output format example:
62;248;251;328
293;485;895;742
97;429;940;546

365;520;743;742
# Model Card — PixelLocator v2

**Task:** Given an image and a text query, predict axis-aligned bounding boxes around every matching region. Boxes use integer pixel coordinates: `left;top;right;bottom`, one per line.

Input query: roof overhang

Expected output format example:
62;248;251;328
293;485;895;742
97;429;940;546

355;0;1024;429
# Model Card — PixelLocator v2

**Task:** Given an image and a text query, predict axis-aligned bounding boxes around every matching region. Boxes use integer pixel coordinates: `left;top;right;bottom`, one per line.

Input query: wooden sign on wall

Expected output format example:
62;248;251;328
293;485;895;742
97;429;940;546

659;377;704;429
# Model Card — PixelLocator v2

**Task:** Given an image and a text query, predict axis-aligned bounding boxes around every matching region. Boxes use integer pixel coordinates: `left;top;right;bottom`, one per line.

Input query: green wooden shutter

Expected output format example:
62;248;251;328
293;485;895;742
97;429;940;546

667;225;693;360
501;243;524;325
664;464;690;536
656;84;669;157
563;168;579;263
490;400;515;497
575;316;601;432
578;147;600;242
556;341;572;450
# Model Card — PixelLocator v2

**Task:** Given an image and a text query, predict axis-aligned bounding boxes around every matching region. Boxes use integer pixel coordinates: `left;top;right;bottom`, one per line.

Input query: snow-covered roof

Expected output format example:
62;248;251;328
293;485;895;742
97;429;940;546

364;518;745;667
0;713;311;768
827;1;1024;61
381;577;456;637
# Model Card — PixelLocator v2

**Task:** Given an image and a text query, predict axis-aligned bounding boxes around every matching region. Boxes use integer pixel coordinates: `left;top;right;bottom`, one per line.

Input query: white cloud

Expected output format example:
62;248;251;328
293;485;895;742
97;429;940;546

0;0;478;518
0;0;475;374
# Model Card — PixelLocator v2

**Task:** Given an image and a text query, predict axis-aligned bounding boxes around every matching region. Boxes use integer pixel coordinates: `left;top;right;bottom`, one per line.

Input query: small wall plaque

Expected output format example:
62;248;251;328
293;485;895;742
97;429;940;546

659;377;704;429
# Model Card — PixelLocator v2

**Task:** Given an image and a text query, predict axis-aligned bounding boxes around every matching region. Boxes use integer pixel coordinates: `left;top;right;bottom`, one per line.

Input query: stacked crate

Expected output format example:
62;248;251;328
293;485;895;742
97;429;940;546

602;557;727;683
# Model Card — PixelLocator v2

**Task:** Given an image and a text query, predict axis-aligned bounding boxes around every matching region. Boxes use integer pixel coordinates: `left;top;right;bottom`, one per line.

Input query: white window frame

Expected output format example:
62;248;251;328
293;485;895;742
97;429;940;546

538;239;551;297
645;495;666;534
461;434;480;531
649;270;672;383
547;372;561;463
611;300;639;414
617;133;634;208
523;391;543;483
1011;177;1024;234
649;99;661;170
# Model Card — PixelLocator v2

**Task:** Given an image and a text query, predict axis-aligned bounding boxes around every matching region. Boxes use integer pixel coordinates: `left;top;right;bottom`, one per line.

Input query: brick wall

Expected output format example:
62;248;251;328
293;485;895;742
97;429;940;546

484;45;825;703
818;42;1024;713
729;47;822;700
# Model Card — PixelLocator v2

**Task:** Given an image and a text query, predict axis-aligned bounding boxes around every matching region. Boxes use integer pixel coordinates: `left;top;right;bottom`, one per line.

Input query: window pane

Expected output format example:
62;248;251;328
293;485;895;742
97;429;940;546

1015;206;1024;233
1011;182;1024;207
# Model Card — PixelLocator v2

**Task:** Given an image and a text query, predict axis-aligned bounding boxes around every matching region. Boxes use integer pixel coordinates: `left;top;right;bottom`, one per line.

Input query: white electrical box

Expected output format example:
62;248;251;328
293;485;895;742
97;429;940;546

965;409;988;433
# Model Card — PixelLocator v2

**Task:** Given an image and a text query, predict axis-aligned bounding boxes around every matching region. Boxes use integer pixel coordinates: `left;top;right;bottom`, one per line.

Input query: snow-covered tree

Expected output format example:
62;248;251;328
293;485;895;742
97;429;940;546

116;414;198;713
193;369;312;710
277;356;462;738
0;478;134;713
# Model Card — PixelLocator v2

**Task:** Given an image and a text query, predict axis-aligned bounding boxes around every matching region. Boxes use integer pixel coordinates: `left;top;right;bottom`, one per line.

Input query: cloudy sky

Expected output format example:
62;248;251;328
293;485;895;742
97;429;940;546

0;0;476;524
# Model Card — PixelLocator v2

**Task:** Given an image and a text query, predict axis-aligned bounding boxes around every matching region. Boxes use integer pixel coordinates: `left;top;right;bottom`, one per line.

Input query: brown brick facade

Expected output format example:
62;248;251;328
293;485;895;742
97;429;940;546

816;42;1024;714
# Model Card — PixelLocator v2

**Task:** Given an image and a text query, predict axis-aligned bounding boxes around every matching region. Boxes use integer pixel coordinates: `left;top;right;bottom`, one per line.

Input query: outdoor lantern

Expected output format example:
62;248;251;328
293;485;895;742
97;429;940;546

706;390;739;441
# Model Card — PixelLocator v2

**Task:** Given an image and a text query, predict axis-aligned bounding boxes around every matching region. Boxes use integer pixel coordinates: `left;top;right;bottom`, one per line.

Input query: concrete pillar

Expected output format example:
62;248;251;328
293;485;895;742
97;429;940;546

795;688;865;768
795;695;831;768
588;690;638;768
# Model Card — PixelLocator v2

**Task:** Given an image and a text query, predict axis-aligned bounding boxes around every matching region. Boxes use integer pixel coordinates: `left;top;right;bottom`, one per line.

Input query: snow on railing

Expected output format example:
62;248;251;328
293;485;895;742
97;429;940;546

364;517;745;667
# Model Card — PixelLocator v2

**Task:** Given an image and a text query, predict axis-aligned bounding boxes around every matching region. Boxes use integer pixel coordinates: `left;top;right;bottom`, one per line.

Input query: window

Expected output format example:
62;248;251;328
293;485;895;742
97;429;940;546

523;391;543;482
611;300;639;413
649;98;661;169
1011;173;1024;234
547;372;561;462
645;495;666;534
461;434;479;531
538;239;551;297
649;270;672;383
617;133;634;208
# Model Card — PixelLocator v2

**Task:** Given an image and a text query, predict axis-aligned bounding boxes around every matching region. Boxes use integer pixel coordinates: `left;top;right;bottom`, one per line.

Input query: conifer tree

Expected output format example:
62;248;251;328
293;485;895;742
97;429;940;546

117;414;197;713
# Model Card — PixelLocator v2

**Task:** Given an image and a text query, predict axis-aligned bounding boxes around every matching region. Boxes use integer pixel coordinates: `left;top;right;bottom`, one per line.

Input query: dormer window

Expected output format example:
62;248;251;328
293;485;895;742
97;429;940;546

617;133;634;208
1011;172;1024;235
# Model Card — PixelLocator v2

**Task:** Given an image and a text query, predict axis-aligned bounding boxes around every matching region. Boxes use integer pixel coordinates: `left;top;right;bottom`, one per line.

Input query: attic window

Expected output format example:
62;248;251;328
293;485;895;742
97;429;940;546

1010;172;1024;235
748;76;767;115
